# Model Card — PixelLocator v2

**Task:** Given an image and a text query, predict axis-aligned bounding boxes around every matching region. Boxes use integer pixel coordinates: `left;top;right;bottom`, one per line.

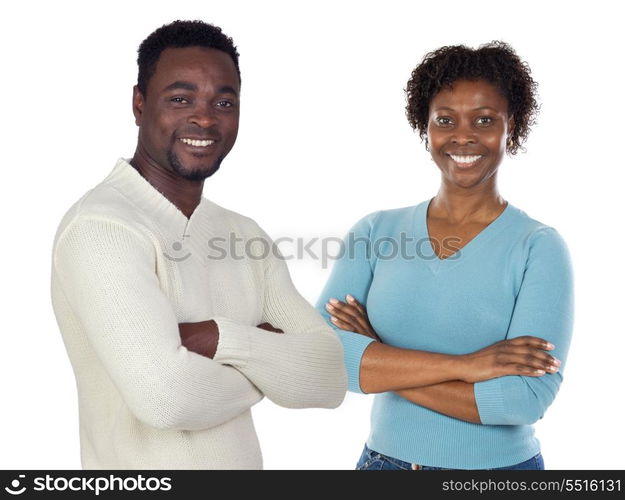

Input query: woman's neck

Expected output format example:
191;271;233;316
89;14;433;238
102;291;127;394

429;182;506;224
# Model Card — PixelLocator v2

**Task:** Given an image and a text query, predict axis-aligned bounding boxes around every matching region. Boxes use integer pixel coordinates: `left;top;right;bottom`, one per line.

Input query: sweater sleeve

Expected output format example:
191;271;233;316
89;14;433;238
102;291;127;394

474;227;574;425
314;214;379;394
52;216;263;431
211;226;347;409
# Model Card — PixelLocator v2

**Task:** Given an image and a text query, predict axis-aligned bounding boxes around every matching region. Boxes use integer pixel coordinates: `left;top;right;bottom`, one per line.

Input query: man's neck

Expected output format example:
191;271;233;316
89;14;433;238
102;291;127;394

130;147;204;219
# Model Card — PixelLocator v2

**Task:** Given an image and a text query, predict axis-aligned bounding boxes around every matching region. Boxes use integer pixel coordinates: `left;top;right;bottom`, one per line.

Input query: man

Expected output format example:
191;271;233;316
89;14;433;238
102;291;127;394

51;20;346;470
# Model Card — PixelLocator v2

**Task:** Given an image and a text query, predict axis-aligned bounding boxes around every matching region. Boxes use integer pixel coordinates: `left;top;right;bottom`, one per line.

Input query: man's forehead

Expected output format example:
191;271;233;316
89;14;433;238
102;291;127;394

152;47;239;88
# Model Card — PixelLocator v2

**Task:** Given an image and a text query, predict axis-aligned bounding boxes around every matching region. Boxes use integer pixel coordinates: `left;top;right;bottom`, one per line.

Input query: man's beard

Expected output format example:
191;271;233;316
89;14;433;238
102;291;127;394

166;150;224;181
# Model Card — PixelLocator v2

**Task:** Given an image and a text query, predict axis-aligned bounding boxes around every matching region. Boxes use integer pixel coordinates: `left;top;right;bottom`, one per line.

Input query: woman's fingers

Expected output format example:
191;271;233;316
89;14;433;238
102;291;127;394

492;337;560;374
326;299;371;333
325;302;362;331
464;335;562;382
498;338;561;371
500;352;560;373
344;296;384;342
509;365;549;377
327;298;363;321
499;344;560;365
506;335;555;351
346;294;367;315
325;297;380;340
329;315;359;332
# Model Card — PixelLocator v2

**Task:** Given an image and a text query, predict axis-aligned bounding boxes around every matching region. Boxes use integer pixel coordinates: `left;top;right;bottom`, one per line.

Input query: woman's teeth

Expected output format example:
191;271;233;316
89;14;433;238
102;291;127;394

449;154;482;165
179;138;215;147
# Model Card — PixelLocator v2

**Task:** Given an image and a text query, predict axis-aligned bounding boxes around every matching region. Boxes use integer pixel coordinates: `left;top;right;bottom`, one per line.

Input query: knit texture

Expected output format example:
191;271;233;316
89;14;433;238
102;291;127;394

316;200;574;469
51;158;347;469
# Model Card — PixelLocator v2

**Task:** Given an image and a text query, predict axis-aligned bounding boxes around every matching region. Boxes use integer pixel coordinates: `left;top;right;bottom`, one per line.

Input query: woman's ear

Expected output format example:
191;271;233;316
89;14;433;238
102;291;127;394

506;115;515;151
507;115;515;136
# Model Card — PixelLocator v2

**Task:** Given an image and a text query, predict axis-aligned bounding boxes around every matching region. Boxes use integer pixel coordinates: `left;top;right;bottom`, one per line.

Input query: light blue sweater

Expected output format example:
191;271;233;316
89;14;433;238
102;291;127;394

316;199;574;469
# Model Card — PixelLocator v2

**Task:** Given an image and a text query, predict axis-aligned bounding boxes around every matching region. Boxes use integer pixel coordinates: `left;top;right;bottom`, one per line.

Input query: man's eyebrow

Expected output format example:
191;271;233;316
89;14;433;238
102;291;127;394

217;85;239;96
163;81;197;92
162;82;239;96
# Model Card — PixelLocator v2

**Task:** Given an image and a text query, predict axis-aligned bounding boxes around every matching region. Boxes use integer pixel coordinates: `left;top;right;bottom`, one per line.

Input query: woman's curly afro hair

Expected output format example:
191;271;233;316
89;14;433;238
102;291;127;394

405;41;539;155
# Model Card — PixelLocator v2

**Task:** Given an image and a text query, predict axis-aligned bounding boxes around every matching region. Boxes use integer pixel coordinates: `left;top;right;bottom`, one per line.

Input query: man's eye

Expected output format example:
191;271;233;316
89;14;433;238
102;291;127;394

216;100;233;108
170;97;188;104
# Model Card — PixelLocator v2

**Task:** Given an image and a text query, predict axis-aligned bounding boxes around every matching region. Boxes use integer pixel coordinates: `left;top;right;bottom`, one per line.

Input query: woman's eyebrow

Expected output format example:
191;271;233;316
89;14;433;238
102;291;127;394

432;106;500;112
471;106;499;112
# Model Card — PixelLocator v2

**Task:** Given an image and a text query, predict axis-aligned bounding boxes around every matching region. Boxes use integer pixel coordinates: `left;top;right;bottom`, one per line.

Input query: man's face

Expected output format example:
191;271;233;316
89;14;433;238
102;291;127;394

133;46;240;181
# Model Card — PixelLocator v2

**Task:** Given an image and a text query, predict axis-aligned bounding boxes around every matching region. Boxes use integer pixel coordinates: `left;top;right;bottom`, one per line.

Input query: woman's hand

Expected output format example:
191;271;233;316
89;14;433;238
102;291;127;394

458;336;561;383
325;295;382;342
324;297;559;385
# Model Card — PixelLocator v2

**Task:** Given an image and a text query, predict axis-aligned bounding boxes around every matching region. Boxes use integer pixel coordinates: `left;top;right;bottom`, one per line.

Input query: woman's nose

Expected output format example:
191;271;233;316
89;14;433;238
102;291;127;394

451;121;477;144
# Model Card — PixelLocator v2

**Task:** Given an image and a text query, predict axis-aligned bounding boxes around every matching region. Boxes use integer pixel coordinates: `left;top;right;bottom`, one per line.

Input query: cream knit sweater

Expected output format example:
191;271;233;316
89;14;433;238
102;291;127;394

51;158;347;469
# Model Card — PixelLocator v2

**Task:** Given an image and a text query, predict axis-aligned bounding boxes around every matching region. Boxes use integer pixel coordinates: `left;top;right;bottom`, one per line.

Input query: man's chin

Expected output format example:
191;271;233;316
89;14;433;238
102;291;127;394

167;152;223;181
176;164;221;181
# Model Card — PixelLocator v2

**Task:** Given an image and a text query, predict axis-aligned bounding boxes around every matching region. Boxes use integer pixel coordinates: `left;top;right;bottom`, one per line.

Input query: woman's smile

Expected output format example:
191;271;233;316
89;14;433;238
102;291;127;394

446;153;485;169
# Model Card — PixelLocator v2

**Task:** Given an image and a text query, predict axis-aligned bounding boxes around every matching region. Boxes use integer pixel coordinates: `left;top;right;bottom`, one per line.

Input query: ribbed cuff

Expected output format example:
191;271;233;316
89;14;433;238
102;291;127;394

337;331;376;394
474;377;506;425
212;316;253;369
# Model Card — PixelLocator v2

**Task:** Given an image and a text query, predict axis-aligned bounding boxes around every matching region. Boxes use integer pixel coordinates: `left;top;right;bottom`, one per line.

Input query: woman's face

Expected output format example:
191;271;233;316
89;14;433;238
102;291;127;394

427;79;513;191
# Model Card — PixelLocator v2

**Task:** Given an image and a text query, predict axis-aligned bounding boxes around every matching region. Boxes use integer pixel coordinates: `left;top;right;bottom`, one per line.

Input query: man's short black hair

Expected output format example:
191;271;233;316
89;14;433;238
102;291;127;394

137;20;240;96
405;41;539;155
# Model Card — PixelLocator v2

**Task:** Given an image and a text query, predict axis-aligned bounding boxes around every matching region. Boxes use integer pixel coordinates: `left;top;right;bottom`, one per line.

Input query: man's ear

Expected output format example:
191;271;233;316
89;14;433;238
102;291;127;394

132;85;145;126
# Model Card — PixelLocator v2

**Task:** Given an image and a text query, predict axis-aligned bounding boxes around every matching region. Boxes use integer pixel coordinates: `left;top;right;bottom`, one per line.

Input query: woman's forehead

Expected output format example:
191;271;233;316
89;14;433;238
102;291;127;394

430;79;508;111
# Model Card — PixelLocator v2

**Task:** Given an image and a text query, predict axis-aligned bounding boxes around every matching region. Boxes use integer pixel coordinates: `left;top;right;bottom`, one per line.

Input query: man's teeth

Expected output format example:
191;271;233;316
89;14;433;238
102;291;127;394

449;154;482;164
179;138;215;147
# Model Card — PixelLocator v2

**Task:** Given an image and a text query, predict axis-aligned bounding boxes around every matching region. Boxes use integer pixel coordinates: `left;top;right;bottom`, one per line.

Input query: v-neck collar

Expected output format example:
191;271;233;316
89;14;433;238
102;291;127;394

105;158;213;237
417;198;514;274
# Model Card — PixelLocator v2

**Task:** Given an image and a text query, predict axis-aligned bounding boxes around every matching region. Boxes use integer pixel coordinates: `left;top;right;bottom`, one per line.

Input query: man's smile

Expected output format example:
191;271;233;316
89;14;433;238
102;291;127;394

178;137;217;147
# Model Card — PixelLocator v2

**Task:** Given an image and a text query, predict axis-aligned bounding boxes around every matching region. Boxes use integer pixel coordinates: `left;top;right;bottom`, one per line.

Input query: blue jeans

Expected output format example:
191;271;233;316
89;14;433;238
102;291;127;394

356;444;544;470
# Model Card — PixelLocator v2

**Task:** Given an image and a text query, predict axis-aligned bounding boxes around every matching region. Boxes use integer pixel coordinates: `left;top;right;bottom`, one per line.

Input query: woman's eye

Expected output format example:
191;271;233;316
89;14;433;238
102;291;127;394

476;116;493;125
216;100;233;108
435;117;453;126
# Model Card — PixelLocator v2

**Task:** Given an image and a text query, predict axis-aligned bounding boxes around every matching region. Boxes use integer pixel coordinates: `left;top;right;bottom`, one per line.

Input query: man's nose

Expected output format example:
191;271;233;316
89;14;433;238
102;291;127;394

188;104;218;128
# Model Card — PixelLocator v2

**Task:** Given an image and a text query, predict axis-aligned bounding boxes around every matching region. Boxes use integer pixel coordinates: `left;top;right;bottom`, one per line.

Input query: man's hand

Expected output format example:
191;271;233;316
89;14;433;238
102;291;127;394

179;319;220;358
256;322;284;333
179;320;284;359
324;295;382;342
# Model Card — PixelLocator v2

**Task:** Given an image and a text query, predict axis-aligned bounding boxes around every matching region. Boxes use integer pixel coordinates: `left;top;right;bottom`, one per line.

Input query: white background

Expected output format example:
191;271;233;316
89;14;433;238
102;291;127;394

1;0;623;470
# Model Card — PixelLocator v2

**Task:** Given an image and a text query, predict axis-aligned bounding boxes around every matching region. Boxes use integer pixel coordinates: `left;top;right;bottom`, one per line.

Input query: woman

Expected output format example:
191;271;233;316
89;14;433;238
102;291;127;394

316;42;573;470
